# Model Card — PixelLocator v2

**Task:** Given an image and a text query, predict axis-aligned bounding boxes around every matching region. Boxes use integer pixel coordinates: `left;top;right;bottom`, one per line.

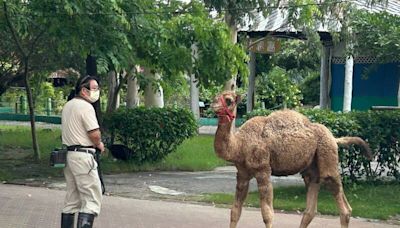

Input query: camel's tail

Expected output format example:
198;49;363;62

336;137;373;160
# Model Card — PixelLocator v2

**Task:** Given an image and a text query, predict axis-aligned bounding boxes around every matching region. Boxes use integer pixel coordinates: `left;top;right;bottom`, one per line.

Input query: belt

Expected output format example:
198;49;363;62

67;145;96;155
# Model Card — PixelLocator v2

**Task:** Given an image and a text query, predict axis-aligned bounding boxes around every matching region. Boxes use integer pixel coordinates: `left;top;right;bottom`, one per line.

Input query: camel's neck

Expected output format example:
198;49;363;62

214;119;238;162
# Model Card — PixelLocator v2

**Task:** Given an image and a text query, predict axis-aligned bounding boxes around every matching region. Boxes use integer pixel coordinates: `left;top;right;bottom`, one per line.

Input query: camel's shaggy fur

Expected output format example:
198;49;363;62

211;91;373;228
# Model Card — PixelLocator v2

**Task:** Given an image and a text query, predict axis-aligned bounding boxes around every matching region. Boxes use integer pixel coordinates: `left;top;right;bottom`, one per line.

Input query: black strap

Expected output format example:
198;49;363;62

95;149;106;195
67;145;94;151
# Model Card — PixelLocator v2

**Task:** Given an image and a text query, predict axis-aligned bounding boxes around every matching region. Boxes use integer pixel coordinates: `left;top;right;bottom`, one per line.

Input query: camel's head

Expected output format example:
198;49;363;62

210;91;241;124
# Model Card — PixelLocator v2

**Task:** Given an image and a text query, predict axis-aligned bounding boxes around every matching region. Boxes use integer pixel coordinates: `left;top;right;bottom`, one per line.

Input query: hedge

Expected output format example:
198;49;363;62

104;107;198;164
244;109;400;182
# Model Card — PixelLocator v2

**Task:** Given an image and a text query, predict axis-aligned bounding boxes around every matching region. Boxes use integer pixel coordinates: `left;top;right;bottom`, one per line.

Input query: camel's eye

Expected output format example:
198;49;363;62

225;98;232;106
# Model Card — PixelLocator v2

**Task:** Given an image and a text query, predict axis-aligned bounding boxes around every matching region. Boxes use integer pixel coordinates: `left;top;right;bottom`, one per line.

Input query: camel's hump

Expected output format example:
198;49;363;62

241;110;313;137
262;110;311;137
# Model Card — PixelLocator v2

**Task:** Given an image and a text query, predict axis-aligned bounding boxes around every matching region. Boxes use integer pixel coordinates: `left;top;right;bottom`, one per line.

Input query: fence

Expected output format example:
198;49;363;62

0;97;241;126
0;96;58;116
0;113;61;124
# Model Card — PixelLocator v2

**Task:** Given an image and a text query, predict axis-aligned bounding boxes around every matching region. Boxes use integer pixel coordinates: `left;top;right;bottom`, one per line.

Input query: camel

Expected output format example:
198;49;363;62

211;91;373;228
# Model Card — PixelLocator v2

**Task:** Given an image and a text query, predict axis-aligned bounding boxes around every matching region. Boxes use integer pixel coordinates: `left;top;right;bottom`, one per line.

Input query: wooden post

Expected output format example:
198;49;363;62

20;95;27;114
46;97;52;116
319;43;331;109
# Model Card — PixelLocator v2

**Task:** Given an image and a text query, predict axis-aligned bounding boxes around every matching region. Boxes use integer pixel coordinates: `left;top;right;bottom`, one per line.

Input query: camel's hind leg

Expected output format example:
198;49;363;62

230;167;251;228
313;123;352;227
325;175;352;228
300;163;321;228
255;170;274;228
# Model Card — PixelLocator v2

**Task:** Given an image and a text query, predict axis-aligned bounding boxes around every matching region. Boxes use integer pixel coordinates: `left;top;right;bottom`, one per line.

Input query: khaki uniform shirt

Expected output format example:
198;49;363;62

61;98;99;147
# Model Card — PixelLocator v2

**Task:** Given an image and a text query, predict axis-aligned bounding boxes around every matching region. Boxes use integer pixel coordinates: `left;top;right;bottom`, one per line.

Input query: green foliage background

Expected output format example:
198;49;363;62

256;67;303;109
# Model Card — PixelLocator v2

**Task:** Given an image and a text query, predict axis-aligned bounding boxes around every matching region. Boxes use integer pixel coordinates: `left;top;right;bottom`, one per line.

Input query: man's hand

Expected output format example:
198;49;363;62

97;142;105;154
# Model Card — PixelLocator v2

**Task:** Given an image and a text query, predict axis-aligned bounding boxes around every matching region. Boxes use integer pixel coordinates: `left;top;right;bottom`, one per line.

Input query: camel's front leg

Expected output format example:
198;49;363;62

255;171;273;228
230;170;250;228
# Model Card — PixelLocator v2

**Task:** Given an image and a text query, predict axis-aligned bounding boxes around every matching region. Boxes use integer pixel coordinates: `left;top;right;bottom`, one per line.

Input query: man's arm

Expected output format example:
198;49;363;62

88;129;105;153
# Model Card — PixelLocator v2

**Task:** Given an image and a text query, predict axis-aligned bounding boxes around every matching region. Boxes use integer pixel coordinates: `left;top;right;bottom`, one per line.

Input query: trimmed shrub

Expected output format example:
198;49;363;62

244;108;400;182
105;107;198;164
352;111;400;181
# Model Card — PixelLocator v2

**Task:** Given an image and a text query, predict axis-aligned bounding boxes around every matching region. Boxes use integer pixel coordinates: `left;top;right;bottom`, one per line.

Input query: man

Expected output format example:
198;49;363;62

61;75;105;228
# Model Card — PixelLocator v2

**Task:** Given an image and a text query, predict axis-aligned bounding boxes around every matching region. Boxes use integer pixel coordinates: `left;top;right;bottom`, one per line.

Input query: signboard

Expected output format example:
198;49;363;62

248;37;281;54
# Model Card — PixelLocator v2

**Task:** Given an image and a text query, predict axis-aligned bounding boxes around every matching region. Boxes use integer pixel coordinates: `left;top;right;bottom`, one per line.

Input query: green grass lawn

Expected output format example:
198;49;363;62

101;135;228;173
0;125;64;180
199;183;400;220
0;124;399;221
0;125;226;179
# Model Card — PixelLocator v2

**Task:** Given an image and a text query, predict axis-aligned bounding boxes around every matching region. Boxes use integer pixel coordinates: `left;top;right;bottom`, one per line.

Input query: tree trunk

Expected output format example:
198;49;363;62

3;2;40;160
86;55;102;122
86;54;97;77
23;59;40;161
246;51;256;112
320;44;331;109
223;13;237;91
126;74;140;108
224;13;237;44
190;73;200;119
143;68;164;108
343;55;354;112
190;44;200;119
106;70;120;113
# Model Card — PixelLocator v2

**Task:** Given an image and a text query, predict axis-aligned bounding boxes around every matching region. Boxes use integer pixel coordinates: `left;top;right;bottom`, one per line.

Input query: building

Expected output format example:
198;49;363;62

239;0;400;111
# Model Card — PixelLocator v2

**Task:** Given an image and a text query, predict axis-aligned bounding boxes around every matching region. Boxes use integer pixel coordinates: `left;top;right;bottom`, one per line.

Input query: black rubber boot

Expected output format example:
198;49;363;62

77;212;95;228
61;213;74;228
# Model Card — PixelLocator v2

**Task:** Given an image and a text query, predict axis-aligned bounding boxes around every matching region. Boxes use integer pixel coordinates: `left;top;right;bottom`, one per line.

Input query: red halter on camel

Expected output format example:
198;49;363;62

216;96;236;124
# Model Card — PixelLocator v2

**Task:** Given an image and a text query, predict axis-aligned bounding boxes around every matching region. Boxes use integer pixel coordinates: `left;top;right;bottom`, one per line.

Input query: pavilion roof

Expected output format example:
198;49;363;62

239;0;400;38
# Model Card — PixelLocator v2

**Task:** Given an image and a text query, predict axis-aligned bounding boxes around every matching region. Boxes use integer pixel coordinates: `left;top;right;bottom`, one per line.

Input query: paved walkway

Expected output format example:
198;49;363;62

1;184;397;228
43;166;304;200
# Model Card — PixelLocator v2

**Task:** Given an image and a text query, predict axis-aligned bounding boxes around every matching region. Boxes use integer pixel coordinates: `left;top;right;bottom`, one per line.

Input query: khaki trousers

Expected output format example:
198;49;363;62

62;151;102;215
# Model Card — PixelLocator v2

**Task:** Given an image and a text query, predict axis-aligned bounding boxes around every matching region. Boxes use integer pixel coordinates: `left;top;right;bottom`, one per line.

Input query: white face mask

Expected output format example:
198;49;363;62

87;90;100;103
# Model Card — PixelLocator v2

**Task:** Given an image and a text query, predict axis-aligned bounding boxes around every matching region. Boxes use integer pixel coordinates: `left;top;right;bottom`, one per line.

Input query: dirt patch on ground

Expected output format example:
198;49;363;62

0;146;63;183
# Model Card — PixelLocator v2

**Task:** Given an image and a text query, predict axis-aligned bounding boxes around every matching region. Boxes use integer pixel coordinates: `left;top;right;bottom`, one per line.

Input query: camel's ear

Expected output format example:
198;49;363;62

235;94;242;104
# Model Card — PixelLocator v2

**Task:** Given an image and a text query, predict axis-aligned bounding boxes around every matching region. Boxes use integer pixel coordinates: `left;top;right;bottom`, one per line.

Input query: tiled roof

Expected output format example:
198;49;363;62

354;0;400;16
239;0;400;34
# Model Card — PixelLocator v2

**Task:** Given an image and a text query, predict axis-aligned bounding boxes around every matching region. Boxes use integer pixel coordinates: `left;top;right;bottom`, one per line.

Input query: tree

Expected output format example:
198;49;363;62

202;0;349;112
351;11;400;60
325;1;392;112
256;66;302;109
120;1;248;109
351;11;400;106
46;1;133;119
270;38;320;106
161;1;248;115
2;1;53;160
203;0;267;90
0;0;132;159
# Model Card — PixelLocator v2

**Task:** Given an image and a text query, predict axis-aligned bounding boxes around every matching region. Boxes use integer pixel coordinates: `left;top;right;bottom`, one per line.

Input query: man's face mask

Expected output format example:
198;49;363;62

86;89;100;103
